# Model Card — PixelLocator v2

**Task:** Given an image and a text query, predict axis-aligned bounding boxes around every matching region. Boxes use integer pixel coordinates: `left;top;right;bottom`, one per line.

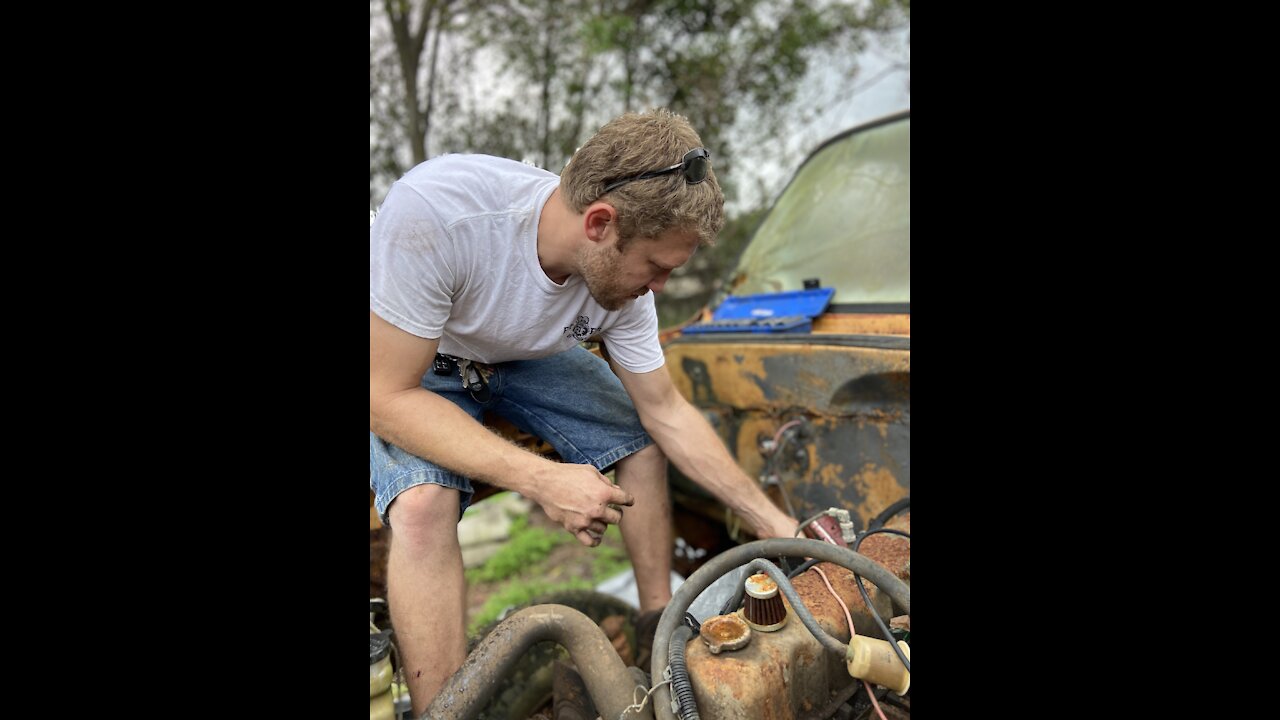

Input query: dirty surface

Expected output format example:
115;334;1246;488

666;340;909;536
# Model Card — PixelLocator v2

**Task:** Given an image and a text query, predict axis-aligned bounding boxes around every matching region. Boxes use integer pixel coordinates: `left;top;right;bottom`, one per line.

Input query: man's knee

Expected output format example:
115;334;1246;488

387;484;461;547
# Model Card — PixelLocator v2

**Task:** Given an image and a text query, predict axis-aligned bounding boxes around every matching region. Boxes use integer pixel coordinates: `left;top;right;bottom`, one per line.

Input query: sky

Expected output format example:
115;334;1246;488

727;26;910;214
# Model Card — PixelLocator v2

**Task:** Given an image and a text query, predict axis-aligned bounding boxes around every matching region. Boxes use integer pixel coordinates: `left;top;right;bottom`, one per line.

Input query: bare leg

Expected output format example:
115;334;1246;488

614;443;673;611
386;484;468;716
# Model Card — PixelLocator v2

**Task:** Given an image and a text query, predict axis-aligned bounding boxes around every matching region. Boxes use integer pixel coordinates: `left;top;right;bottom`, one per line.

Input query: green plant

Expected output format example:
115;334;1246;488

466;515;568;583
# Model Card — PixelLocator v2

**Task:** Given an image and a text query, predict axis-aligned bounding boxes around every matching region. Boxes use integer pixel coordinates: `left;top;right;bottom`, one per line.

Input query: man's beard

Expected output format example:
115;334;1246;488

578;244;646;311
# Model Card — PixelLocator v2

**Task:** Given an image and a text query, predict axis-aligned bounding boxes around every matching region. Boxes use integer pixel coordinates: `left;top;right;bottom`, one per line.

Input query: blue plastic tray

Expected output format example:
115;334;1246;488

683;287;835;334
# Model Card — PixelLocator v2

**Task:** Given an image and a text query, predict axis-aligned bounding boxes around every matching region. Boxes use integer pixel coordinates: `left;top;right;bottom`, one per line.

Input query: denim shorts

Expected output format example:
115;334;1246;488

370;345;654;526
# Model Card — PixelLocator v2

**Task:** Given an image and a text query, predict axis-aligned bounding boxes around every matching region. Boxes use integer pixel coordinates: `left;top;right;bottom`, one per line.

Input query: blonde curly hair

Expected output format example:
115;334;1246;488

560;108;724;251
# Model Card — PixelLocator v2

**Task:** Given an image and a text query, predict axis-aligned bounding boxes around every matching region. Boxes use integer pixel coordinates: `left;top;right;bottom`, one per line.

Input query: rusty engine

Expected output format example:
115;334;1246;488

674;511;910;720
426;503;910;720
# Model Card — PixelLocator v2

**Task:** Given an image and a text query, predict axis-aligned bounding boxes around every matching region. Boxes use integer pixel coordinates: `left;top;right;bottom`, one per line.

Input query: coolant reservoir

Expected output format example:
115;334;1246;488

686;514;910;718
685;595;836;718
685;559;905;718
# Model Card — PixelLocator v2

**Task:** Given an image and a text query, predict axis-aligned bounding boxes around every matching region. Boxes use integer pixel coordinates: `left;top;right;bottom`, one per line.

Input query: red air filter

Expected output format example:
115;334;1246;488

741;572;787;631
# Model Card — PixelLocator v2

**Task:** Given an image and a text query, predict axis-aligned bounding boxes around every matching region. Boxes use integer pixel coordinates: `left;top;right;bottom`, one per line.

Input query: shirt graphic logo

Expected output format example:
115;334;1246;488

564;315;600;341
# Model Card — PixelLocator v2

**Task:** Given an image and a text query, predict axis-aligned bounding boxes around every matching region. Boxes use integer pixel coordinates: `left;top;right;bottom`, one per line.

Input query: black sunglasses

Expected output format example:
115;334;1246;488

601;148;711;195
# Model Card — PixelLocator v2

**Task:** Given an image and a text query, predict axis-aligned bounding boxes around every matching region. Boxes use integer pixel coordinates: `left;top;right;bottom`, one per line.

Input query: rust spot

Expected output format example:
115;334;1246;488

700;614;752;654
790;568;855;640
811;313;910;336
883;510;911;534
817;461;846;489
705;617;748;641
791;561;902;640
875;419;890;440
851;464;903;528
859;517;911;578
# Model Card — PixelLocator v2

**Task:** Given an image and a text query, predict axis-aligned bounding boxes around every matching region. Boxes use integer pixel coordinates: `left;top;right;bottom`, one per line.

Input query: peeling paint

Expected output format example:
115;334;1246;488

666;343;908;414
851;464;905;528
816;463;846;490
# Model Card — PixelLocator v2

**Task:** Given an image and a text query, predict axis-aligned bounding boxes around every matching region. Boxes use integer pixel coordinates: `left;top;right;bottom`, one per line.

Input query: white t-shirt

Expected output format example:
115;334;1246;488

370;154;665;374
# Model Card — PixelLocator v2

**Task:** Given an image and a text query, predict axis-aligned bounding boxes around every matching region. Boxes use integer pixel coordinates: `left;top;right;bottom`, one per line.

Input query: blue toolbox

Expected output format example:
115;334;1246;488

682;287;835;334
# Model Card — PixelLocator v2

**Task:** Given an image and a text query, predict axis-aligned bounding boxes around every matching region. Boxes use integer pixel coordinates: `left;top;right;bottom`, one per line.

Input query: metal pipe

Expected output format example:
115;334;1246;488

424;604;650;720
651;538;911;720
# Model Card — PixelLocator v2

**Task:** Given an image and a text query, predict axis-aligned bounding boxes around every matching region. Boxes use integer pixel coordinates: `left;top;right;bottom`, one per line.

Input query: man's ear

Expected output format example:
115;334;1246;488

583;202;617;245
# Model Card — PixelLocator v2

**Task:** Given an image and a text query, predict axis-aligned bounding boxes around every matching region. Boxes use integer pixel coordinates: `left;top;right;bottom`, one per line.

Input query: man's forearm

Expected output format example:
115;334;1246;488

371;387;550;496
642;397;795;537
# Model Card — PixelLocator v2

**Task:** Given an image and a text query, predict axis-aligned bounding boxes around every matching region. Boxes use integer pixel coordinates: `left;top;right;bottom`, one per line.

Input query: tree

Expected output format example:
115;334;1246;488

591;0;909;188
372;0;488;205
468;0;608;171
383;0;455;164
371;0;910;205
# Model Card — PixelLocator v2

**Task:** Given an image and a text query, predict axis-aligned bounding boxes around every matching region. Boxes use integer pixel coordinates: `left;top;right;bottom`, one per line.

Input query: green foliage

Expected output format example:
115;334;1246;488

465;520;633;635
372;0;910;199
465;515;568;583
581;14;634;54
468;578;594;634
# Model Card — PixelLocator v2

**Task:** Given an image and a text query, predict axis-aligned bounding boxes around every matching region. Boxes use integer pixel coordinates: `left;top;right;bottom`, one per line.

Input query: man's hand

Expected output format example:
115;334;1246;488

753;511;802;540
532;463;635;547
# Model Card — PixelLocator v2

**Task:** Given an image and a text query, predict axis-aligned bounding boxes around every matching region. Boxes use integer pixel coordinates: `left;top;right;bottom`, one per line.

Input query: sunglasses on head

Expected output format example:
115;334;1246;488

601;148;710;195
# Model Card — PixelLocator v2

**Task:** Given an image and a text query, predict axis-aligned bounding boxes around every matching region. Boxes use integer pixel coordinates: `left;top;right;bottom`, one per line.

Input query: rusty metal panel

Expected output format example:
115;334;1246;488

664;342;909;415
811;314;910;336
664;341;909;531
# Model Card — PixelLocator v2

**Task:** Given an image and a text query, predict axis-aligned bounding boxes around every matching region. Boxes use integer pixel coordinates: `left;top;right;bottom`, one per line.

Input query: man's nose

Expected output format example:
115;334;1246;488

647;270;671;293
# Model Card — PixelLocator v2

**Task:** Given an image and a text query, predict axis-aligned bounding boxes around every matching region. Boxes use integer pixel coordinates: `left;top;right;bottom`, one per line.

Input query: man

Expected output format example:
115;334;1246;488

369;108;797;714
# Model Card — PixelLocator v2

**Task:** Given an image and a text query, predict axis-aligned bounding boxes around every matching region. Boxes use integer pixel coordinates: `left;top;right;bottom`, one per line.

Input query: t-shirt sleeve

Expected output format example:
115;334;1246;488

369;182;457;339
601;293;665;374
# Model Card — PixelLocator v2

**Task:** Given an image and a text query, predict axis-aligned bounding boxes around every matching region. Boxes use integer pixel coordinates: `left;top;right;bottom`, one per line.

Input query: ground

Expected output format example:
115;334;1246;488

370;499;640;719
369;499;631;632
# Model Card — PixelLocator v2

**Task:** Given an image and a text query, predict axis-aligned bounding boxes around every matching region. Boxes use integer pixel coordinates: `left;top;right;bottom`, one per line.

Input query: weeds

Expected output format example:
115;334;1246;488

466;513;634;635
466;515;566;583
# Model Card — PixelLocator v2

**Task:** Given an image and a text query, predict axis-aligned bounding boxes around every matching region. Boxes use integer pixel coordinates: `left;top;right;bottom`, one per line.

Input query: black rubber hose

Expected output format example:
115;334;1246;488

868;497;910;531
651;538;911;720
667;625;700;720
787;557;821;579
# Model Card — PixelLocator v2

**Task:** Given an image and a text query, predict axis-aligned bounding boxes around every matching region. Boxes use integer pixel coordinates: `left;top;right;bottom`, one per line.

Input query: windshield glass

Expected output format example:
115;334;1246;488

730;113;910;304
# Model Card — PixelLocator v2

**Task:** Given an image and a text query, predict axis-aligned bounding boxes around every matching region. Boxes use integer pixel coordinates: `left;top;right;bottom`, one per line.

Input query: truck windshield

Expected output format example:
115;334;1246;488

730;113;910;304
